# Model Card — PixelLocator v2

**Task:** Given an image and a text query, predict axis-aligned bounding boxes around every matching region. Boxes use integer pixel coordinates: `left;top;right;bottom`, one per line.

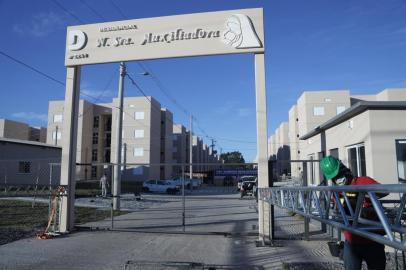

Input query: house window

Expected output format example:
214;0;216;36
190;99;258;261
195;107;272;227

53;114;62;123
336;106;346;115
92;132;98;145
134;129;144;138
347;144;366;177
52;131;61;140
92;149;98;161
313;106;325;116
18;161;31;174
134;148;144;157
93;116;99;128
135;111;144;120
396;140;406;183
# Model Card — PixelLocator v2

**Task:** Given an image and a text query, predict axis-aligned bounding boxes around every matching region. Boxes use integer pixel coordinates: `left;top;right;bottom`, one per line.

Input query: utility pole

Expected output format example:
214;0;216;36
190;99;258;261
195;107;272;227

113;62;126;210
54;125;58;146
210;138;216;154
189;114;193;180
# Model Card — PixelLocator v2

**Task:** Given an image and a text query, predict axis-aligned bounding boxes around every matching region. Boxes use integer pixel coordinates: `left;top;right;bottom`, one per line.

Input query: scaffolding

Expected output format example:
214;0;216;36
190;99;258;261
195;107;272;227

259;184;406;251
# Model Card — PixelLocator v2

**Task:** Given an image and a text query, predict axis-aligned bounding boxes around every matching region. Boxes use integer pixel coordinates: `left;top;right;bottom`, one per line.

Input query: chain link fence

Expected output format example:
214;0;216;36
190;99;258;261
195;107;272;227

0;160;62;245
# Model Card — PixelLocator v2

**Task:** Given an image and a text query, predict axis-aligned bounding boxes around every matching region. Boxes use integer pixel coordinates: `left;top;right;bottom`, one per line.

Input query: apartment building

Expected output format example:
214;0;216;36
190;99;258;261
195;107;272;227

269;88;406;186
275;122;290;176
173;124;187;176
47;99;112;180
48;96;219;182
110;96;161;181
160;108;173;179
0;119;46;143
301;89;406;185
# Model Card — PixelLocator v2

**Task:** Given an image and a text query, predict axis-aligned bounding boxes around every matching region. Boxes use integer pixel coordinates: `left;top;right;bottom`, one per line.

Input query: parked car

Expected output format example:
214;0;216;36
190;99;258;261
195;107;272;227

237;176;256;191
240;177;258;201
168;178;202;189
142;180;180;194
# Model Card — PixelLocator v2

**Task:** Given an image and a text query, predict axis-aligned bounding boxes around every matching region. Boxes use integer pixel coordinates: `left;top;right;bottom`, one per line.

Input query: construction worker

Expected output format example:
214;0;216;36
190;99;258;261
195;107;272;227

320;156;386;270
99;173;109;198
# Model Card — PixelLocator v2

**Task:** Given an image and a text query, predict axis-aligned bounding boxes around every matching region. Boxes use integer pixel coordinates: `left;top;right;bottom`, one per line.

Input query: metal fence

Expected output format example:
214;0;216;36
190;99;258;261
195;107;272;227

72;163;255;235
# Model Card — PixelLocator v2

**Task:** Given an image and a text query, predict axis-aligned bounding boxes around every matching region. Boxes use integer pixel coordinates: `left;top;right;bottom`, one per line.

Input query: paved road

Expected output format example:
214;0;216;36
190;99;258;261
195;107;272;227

0;191;342;270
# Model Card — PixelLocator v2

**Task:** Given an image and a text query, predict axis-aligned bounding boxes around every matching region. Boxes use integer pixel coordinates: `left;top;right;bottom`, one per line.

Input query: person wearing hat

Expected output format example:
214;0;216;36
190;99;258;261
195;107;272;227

320;155;386;270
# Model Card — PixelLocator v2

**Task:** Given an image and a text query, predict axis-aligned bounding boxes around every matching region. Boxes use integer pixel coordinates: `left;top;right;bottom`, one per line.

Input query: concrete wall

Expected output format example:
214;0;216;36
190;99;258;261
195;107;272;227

0;119;30;141
0;138;61;185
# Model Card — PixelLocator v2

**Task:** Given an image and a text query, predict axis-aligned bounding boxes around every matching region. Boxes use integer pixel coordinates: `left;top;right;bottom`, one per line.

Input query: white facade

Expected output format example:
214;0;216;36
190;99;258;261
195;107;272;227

269;88;406;185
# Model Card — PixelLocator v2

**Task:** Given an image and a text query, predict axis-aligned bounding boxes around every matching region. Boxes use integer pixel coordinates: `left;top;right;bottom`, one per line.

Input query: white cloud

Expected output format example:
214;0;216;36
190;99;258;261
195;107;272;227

238;108;253;117
11;112;48;123
81;89;115;100
13;11;66;37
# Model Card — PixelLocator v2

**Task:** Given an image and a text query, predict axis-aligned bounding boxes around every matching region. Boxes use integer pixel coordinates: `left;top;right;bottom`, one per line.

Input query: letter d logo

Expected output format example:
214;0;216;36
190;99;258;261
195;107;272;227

68;30;87;51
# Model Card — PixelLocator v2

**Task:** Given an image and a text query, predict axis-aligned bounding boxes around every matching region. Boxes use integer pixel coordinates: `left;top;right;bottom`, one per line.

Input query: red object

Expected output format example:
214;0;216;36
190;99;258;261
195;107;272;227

344;176;380;244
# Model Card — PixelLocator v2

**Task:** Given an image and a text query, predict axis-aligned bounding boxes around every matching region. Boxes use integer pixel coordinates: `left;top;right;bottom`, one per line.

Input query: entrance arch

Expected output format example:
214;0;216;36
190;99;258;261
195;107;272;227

60;8;270;239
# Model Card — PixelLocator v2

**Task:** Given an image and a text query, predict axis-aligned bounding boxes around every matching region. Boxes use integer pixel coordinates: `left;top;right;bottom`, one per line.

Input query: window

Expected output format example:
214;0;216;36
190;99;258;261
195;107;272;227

92;132;98;145
324;98;332;102
313;106;325;116
129;104;135;108
134;148;144;157
336;106;346;115
105;133;111;147
52;131;61;140
134;129;144;138
329;148;339;159
396;140;406;183
93;116;99;128
92;150;98;161
173;147;177;153
18;161;31;174
347;144;366;177
53;114;62;123
91;166;97;178
132;166;143;175
135;111;144;120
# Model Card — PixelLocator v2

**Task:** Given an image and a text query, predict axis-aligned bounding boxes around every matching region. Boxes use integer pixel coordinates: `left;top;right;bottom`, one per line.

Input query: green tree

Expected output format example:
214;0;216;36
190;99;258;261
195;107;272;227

220;151;245;164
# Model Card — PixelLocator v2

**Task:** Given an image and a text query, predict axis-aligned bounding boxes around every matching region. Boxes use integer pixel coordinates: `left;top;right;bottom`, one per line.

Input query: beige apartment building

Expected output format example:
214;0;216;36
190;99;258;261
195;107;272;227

47;99;112;180
0;119;46;143
173;124;188;176
160;108;173;179
269;88;406;186
48;96;218;182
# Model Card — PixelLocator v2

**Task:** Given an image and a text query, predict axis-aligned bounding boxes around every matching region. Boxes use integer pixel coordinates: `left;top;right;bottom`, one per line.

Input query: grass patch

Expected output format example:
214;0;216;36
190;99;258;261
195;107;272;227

0;199;128;245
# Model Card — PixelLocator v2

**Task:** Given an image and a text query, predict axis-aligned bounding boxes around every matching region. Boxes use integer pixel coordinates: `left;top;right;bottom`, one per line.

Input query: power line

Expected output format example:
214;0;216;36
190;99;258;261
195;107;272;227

136;62;222;149
0;50;65;86
108;0;127;18
79;0;107;21
50;0;85;24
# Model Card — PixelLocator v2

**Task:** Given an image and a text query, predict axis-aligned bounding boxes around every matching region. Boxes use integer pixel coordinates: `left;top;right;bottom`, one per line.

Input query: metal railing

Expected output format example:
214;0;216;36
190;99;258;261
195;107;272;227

259;184;406;251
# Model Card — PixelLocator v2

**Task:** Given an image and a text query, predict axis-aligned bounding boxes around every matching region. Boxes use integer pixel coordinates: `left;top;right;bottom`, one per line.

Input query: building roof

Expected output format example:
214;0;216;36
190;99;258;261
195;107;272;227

0;137;61;149
300;101;406;140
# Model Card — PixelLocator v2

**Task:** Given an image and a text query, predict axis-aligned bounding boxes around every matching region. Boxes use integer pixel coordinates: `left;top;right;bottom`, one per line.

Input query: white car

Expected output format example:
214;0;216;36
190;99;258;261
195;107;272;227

142;180;180;194
169;178;202;189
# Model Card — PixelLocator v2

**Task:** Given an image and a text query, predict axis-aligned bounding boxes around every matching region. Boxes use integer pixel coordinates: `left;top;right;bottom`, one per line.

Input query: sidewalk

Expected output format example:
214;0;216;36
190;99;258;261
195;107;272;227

0;194;343;269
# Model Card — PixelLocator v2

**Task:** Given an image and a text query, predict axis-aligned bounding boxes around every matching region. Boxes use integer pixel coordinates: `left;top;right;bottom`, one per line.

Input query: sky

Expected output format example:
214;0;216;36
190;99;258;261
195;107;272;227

1;0;406;162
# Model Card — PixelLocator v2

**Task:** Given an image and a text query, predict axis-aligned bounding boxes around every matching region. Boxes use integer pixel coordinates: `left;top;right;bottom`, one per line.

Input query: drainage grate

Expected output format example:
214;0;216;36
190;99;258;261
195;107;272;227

124;261;262;270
